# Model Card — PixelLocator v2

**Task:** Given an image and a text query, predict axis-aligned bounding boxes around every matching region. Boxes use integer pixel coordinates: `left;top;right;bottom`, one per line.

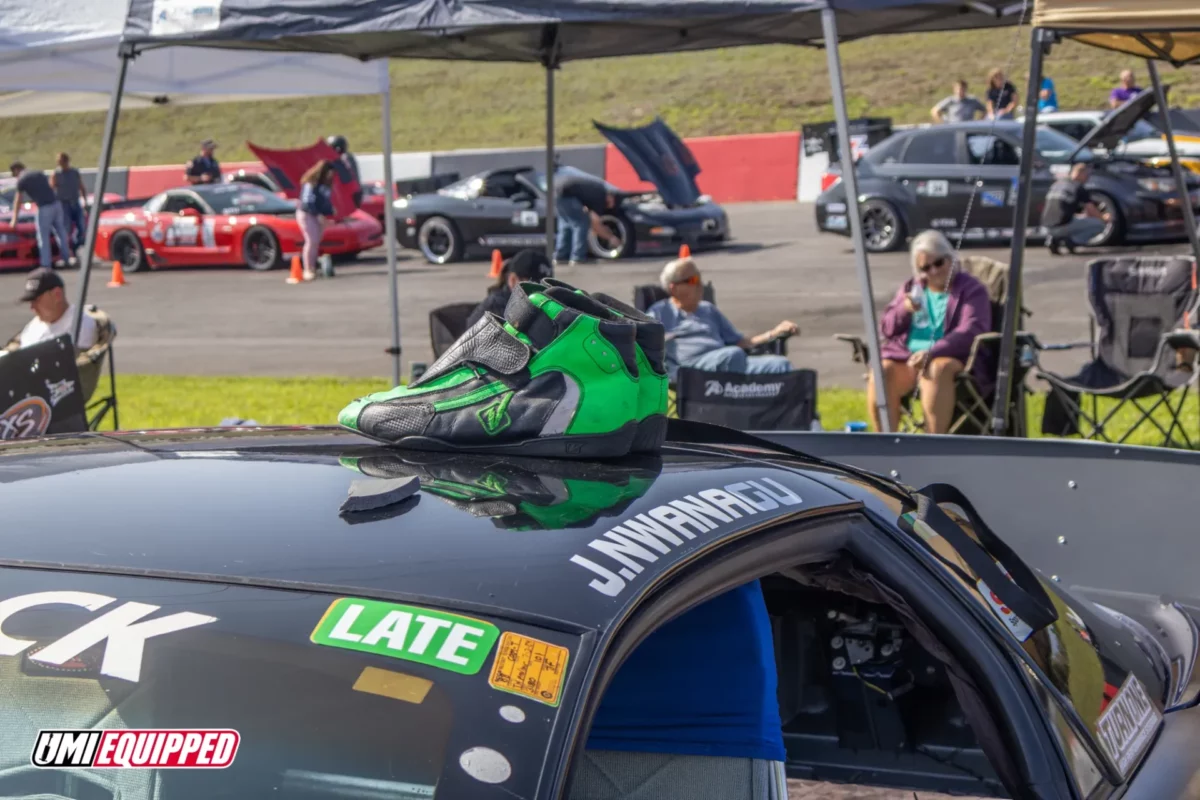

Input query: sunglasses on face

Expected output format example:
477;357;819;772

918;257;949;273
675;274;702;286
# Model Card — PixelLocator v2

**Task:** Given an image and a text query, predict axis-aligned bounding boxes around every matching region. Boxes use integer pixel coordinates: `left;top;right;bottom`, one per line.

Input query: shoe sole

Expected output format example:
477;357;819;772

631;415;667;454
342;420;639;459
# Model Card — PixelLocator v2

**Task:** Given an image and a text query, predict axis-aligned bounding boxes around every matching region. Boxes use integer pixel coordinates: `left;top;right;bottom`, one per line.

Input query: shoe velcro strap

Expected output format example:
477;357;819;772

411;312;530;387
505;283;564;350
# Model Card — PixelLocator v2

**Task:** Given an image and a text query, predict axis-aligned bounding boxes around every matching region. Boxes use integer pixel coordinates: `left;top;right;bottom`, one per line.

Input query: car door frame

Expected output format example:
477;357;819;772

880;128;972;236
960;130;1025;240
542;506;1084;800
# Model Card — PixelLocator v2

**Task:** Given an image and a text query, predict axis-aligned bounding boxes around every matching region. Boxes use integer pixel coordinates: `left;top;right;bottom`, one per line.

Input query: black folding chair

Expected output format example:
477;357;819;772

1036;255;1200;448
429;302;477;360
675;367;817;431
80;306;119;431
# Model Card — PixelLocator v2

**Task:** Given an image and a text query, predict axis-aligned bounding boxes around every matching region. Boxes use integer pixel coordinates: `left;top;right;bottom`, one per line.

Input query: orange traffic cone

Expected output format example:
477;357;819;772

488;249;504;279
106;259;126;288
678;244;691;259
286;255;303;285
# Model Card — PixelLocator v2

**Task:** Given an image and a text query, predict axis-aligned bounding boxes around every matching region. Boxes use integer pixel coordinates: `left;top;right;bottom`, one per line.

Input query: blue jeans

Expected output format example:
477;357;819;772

684;345;792;375
555;195;591;262
35;203;70;268
1050;216;1106;245
62;200;85;250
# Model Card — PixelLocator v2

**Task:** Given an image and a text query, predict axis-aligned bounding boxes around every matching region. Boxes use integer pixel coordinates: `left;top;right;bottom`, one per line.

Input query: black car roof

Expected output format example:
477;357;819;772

0;427;876;632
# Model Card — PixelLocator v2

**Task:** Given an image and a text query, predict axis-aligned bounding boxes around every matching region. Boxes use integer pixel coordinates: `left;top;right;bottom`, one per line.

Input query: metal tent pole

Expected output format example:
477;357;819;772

73;50;130;342
992;27;1046;436
821;7;889;432
380;68;402;386
544;61;557;262
1147;60;1200;269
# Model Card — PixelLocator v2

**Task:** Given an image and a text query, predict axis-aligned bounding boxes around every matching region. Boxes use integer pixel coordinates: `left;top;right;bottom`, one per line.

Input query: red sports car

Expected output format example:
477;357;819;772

0;186;125;270
95;183;384;272
225;169;389;225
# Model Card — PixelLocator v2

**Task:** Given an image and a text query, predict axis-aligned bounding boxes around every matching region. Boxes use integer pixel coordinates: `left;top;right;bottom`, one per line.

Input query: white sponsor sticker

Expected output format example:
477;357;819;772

1096;674;1161;775
511;210;539;228
917;180;949;198
201;219;216;248
825;203;847;213
931;218;957;228
975;579;1034;642
151;0;222;35
825;214;848;230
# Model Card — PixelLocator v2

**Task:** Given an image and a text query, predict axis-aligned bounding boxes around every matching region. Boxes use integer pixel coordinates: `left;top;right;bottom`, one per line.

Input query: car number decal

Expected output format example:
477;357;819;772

488;632;569;707
1096;673;1161;775
511;210;540;227
311;598;500;675
917;180;949;197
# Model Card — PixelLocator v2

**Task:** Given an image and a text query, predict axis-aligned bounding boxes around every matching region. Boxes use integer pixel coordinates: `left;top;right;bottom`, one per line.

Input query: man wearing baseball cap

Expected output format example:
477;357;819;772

185;139;221;185
465;249;554;328
2;268;97;354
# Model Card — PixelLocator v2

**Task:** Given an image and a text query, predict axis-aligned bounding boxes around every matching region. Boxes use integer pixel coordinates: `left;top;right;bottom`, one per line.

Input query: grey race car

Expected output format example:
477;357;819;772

393;119;730;264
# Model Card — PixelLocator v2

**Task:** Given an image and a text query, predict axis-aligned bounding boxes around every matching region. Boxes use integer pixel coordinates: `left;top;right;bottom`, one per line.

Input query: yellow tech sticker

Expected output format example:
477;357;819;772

488;632;570;707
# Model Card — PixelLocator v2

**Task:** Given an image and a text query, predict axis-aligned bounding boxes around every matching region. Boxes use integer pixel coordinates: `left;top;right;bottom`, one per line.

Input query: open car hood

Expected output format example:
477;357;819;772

594;118;702;207
246;140;361;219
1071;87;1162;160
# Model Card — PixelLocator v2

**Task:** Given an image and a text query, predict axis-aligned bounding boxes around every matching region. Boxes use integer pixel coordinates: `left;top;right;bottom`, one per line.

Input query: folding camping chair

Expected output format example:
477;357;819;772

1035;255;1200;448
632;284;789;357
79;305;119;431
834;255;1037;435
428;302;478;360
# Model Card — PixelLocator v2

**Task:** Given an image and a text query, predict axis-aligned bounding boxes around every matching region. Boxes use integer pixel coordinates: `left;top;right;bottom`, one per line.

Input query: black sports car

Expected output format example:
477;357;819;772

393;120;729;264
1;422;1197;798
817;89;1200;252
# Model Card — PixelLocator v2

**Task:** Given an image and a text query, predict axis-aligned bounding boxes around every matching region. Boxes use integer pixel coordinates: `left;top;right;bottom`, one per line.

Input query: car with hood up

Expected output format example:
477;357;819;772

0;419;1198;799
392;119;730;265
816;87;1200;252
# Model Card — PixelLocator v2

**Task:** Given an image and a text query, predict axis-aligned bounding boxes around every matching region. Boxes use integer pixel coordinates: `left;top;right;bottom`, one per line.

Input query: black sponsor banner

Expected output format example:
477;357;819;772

0;335;87;439
802;118;893;161
676;367;816;431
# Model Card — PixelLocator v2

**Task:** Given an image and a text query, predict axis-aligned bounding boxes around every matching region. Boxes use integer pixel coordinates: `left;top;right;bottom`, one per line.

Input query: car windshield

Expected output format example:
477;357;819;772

0;568;568;800
194;184;294;214
438;174;486;200
1035;127;1094;163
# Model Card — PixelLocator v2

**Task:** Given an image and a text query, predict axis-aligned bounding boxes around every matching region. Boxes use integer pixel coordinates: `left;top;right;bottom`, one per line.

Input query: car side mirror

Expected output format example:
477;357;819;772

179;208;201;218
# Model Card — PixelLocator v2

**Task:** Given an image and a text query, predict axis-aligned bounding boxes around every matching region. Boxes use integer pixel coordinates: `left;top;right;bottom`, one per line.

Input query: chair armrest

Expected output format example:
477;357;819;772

833;333;870;365
1037;341;1091;352
1163;328;1200;352
962;331;1042;374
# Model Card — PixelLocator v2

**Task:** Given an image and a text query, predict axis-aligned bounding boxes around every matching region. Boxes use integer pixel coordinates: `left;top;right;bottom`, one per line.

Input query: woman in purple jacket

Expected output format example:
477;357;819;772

868;230;992;433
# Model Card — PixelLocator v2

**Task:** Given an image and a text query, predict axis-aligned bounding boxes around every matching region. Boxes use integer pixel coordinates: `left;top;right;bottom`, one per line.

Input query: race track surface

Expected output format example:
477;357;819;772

0;202;1188;387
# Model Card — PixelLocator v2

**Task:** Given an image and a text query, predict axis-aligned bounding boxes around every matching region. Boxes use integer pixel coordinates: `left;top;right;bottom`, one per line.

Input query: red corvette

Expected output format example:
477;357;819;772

95;183;384;272
224;169;389;225
0;185;125;270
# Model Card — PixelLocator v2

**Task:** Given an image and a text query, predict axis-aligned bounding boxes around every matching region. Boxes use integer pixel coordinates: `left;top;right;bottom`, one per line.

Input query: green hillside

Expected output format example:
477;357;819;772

2;29;1197;169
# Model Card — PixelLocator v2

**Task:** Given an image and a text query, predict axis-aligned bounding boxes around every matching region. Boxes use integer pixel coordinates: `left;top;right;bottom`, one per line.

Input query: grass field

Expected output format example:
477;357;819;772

105;375;1199;449
2;30;1199;169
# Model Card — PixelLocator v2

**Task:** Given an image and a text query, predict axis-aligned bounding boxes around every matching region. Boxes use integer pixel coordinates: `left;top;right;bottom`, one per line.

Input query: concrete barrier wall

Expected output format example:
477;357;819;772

80;168;130;199
356;152;434;184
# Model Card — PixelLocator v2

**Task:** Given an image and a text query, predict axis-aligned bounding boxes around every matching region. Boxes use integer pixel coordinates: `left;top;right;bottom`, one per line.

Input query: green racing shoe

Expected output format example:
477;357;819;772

338;283;643;458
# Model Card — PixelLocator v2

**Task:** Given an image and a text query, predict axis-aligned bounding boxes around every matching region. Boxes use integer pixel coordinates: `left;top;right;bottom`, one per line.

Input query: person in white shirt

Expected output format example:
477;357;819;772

5;268;97;353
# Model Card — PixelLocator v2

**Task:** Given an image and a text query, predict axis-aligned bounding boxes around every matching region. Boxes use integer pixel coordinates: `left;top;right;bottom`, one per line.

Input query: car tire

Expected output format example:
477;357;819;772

860;199;906;252
1085;191;1125;247
417;216;463;265
243;226;282;271
109;230;147;273
588;213;635;260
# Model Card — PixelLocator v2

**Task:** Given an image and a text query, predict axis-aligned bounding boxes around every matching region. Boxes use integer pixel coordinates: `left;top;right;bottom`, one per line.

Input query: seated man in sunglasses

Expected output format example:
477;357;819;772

647;256;798;376
870;230;991;434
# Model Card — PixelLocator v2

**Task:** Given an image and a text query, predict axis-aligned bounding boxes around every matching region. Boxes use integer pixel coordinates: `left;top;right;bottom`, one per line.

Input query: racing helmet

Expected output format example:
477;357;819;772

327;135;348;154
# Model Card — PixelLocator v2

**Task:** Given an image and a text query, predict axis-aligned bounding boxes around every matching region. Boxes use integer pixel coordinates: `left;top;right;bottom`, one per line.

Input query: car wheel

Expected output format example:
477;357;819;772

588;214;635;260
1085;192;1125;247
861;199;906;252
243;226;282;271
109;230;147;273
417;216;463;265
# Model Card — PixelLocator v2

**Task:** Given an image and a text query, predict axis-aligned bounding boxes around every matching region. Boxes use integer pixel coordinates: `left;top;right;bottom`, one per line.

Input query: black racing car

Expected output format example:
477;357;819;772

393;120;729;265
1;422;1196;798
817;89;1200;252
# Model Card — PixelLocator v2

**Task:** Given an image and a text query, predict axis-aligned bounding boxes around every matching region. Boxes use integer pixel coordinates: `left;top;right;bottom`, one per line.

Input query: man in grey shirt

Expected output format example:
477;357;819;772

53;152;88;251
647;256;797;376
931;80;987;124
10;161;72;268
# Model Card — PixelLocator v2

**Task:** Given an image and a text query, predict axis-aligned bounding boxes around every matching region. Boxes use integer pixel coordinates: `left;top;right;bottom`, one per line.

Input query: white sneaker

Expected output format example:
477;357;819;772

302;270;316;282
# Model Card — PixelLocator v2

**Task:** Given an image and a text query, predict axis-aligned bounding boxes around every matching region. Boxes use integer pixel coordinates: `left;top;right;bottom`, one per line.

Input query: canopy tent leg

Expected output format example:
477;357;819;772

992;27;1046;436
1147;60;1200;270
545;62;556;262
380;70;402;387
72;51;130;342
820;7;889;432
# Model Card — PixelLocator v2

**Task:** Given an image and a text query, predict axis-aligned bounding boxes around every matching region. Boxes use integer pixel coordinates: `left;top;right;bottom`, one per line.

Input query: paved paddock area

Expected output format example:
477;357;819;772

0;202;1188;387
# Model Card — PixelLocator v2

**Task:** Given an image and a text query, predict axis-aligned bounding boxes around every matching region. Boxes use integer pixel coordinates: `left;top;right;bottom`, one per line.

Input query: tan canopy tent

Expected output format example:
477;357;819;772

1033;0;1200;65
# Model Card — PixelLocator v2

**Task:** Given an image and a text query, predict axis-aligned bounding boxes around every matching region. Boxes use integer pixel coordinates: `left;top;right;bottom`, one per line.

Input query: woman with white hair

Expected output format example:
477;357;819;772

869;230;991;433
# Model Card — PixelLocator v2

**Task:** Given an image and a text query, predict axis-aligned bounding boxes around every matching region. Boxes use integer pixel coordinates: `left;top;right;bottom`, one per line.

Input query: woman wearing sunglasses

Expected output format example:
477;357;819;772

869;230;991;433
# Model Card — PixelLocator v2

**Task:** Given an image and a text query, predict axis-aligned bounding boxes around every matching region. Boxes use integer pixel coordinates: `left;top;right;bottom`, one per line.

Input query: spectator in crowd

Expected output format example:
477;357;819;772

327;135;363;207
1039;76;1059;112
985;69;1019;120
1041;163;1107;255
296;159;337;282
553;170;620;266
870;230;991;434
931;80;986;124
52;152;88;251
2;268;97;353
185;139;221;185
10;161;71;269
466;249;554;328
1110;70;1142;108
647;256;798;376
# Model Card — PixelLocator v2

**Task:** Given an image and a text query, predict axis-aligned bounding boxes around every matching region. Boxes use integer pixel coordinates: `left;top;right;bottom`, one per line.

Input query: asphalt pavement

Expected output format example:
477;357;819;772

0;202;1189;387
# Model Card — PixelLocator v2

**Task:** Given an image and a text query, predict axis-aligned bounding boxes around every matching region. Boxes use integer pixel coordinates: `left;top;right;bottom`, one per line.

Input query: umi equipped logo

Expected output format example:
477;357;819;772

477;391;514;436
704;380;784;399
31;730;239;769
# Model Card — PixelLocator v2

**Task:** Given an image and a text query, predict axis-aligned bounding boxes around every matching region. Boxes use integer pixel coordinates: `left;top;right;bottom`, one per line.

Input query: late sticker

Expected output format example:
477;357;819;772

311;598;500;675
488;632;569;707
